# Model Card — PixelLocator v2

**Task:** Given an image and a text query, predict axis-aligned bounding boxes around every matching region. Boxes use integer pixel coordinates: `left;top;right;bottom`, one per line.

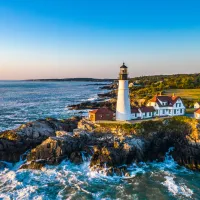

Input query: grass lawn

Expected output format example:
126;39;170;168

164;89;200;100
186;108;196;114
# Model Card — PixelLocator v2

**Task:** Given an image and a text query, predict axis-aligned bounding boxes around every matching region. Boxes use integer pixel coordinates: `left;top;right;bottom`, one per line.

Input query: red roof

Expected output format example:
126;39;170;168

89;107;114;115
195;108;200;114
131;107;139;113
149;95;181;107
140;106;155;113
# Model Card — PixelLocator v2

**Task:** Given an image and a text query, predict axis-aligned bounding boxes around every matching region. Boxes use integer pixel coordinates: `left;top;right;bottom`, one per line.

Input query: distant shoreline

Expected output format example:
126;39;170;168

25;78;116;82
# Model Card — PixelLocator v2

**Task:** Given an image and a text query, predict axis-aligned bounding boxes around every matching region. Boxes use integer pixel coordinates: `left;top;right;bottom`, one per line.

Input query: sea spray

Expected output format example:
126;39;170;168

0;149;199;199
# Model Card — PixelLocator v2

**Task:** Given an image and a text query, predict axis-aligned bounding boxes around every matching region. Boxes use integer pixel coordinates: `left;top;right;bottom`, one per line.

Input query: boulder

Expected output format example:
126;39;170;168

20;160;46;170
25;135;86;167
0;117;81;162
56;131;73;137
70;152;83;164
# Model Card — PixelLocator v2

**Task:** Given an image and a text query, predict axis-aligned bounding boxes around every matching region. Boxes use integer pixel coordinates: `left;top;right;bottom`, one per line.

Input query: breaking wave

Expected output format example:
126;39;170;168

0;149;199;200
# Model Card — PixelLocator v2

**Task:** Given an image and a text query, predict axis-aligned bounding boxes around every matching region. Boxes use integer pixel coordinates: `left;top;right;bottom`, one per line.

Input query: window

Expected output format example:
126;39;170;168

145;112;147;116
149;112;152;116
156;110;159;114
174;110;176;114
169;110;171;114
163;110;165;114
180;109;182;114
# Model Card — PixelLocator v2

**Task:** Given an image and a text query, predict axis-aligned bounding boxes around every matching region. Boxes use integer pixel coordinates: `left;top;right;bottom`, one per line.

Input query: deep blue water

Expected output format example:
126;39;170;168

0;81;105;132
0;81;200;200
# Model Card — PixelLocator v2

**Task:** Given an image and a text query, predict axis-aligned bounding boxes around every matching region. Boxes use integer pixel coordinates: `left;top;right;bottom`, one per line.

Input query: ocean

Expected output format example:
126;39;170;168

0;81;200;200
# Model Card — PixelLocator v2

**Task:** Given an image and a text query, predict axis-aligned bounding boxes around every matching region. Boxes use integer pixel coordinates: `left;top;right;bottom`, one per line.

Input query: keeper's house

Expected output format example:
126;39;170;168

194;108;200;119
89;108;114;122
147;94;185;117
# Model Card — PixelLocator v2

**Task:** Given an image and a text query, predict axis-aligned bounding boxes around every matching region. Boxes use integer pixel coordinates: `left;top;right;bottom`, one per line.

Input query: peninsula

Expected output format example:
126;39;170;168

25;78;116;82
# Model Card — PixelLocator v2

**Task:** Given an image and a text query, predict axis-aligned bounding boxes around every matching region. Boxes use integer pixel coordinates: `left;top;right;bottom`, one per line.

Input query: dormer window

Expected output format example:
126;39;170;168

162;102;167;106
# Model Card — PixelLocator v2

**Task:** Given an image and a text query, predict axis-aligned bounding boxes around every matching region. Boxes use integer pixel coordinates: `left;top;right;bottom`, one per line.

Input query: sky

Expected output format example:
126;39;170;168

0;0;200;80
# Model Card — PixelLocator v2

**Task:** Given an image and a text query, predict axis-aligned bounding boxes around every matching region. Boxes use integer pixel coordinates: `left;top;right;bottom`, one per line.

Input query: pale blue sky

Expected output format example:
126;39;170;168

0;0;200;80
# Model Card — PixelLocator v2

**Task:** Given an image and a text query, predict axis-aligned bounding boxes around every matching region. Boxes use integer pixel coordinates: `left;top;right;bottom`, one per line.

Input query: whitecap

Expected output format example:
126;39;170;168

162;175;193;198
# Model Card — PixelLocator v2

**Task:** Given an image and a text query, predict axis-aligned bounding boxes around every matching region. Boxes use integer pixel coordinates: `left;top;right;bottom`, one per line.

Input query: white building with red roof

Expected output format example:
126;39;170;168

131;106;156;119
147;94;185;117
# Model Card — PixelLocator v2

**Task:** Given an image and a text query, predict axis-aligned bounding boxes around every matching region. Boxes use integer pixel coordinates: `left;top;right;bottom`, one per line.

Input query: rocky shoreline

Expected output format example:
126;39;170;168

1;116;200;176
68;83;117;111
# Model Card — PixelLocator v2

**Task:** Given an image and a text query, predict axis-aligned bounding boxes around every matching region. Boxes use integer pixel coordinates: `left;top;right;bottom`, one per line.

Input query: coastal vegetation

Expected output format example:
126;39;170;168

129;73;200;106
67;73;200;111
95;116;199;138
164;89;200;100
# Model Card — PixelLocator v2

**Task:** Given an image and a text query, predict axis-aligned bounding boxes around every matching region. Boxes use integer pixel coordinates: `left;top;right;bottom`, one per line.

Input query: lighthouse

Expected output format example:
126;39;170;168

116;63;131;121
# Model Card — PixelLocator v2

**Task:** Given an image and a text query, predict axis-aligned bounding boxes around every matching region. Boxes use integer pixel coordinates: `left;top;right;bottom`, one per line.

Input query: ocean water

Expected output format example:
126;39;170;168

0;81;200;200
0;81;105;132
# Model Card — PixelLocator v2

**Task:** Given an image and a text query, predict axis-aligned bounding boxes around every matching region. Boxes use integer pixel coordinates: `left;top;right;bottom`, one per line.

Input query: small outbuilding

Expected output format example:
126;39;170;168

89;107;114;122
194;108;200;119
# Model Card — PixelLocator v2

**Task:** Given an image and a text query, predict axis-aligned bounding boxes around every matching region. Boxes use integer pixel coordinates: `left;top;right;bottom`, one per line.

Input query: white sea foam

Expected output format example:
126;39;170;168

0;153;198;200
87;96;98;101
162;175;193;198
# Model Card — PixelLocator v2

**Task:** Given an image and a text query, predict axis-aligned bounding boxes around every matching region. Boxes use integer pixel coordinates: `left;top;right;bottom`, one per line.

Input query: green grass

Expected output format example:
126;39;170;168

186;108;196;114
164;89;200;100
95;120;131;125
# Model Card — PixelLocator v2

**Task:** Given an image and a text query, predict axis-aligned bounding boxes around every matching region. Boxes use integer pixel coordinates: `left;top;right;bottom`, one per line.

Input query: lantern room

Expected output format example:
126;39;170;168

119;63;128;80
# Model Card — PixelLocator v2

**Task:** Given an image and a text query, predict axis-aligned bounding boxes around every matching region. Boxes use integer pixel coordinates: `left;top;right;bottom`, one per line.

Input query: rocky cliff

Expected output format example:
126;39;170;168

78;117;200;173
0;117;81;162
1;116;200;175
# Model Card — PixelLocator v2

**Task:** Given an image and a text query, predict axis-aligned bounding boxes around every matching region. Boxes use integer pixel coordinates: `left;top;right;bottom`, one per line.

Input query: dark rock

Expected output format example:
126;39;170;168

20;160;46;170
98;91;117;98
100;84;117;90
0;117;81;162
2;116;200;175
70;152;83;164
25;134;86;167
68;99;116;111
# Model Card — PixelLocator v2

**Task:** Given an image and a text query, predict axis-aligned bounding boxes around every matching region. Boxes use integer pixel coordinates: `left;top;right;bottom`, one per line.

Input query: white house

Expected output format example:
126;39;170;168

194;102;200;109
194;108;200;119
131;106;155;120
147;94;185;117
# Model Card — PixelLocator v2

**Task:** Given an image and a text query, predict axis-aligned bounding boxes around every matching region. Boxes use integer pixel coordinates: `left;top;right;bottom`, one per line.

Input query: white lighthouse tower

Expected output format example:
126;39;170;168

116;63;131;121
